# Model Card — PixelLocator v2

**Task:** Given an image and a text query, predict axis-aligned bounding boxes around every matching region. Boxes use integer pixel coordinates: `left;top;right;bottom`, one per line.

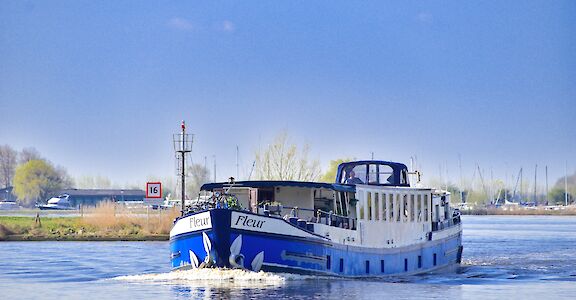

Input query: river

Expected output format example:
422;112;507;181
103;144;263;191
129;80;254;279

0;215;575;299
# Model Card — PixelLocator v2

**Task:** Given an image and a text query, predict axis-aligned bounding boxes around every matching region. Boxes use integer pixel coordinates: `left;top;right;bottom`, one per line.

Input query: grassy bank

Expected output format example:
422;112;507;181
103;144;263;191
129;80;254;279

0;202;178;241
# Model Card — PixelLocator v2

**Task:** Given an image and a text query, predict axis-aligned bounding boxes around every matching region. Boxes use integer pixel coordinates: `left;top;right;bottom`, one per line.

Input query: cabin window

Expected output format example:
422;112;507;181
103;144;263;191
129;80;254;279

404;258;408;272
389;194;394;222
378;165;394;184
340;192;348;216
433;253;437;266
381;260;385;273
417;195;422;222
359;195;365;220
424;195;429;222
327;255;331;270
396;194;401;222
401;169;409;185
365;260;370;274
367;192;372;220
339;258;344;272
418;255;422;268
257;188;274;204
341;164;368;184
403;195;408;222
410;194;415;222
374;193;380;221
368;164;378;184
382;194;387;221
353;164;368;183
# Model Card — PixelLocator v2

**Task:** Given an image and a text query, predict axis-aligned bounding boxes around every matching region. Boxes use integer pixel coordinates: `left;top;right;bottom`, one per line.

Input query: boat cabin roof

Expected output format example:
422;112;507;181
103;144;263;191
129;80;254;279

200;180;356;193
336;160;410;187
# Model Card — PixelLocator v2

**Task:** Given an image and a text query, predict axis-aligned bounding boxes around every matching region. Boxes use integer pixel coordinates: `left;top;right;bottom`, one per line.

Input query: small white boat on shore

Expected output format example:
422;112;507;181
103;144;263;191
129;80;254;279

38;194;76;210
0;201;20;210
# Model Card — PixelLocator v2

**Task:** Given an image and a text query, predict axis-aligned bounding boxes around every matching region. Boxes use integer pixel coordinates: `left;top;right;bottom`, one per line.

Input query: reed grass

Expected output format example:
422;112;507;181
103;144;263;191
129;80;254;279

0;202;179;240
81;201;180;235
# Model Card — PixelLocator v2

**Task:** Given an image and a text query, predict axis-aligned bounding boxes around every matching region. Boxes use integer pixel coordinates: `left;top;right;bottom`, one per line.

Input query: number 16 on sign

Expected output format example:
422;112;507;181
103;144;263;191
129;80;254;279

146;182;162;198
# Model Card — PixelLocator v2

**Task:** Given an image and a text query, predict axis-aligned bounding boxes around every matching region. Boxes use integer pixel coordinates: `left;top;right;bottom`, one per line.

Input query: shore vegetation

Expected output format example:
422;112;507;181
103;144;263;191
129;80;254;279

0;202;178;241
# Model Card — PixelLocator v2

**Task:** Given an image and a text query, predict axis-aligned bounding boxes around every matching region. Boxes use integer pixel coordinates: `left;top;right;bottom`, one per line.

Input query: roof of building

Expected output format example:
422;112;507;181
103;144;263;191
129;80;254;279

58;189;145;197
0;187;13;193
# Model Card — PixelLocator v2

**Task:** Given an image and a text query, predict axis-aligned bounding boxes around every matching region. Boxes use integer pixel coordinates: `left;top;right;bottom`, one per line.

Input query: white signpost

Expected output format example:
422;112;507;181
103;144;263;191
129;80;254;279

144;182;163;206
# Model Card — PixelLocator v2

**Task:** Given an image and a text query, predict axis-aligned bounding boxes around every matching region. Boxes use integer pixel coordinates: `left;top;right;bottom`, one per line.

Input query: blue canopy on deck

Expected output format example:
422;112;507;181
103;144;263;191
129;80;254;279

200;180;356;193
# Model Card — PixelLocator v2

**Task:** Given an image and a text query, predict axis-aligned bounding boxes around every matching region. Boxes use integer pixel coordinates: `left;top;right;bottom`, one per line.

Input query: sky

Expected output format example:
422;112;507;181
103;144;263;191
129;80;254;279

1;1;575;191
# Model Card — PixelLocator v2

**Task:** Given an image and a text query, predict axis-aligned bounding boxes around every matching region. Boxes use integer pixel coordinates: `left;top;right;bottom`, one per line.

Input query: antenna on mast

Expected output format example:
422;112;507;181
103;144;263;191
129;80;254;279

173;121;192;215
236;145;239;180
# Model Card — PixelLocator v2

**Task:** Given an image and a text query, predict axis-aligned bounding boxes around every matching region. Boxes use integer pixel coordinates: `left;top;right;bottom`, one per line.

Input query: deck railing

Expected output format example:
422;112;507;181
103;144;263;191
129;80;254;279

431;213;461;231
315;209;356;230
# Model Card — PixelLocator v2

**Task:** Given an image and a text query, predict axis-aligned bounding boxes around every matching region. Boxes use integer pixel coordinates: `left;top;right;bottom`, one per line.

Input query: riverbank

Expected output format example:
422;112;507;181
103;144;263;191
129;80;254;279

461;206;576;216
0;202;177;241
0;216;169;241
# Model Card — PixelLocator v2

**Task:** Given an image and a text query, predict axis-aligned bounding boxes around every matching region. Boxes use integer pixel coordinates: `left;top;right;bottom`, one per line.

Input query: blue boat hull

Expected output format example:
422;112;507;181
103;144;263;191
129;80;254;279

170;209;462;277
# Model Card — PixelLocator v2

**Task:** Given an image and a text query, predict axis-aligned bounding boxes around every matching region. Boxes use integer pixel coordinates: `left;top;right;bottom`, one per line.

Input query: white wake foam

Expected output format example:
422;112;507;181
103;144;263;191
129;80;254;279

112;268;323;288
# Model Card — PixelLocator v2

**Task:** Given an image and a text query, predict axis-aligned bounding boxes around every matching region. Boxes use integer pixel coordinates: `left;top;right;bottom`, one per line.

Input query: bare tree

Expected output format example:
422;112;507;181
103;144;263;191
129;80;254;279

19;147;42;164
255;132;321;181
0;145;18;188
75;175;112;189
186;163;210;198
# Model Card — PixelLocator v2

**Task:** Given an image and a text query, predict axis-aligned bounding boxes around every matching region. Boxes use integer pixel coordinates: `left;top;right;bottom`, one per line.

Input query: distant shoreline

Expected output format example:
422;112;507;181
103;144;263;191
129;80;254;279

0;213;173;242
1;234;168;242
2;209;576;242
460;207;576;216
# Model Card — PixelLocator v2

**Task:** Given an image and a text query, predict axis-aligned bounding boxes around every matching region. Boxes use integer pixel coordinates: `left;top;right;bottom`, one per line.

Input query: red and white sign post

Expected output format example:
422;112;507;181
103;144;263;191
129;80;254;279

145;182;163;206
146;182;162;198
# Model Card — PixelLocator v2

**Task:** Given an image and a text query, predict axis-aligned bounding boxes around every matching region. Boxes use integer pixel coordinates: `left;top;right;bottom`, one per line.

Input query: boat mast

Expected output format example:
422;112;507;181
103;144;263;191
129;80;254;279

545;165;548;204
459;154;463;203
534;164;537;204
174;121;192;215
566;161;569;206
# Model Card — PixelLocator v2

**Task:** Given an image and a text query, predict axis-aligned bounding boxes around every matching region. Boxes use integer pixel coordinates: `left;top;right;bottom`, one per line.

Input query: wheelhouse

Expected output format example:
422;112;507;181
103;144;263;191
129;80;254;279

336;161;410;187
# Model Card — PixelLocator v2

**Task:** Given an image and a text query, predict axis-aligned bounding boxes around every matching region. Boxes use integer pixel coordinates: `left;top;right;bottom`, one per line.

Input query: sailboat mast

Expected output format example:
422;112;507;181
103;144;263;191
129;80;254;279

534;164;537;204
566;161;569;206
545;165;548;204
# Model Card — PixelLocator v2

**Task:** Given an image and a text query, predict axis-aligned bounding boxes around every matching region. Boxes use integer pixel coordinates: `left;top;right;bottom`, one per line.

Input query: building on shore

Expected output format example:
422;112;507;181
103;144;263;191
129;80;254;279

54;189;146;207
0;187;16;202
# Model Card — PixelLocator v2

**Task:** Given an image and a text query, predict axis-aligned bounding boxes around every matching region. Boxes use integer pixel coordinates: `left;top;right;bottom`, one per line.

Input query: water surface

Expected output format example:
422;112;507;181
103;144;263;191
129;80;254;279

1;215;575;299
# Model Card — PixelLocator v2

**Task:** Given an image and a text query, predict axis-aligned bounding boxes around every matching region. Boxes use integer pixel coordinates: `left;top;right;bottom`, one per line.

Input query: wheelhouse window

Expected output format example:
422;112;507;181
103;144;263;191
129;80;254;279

342;164;367;184
378;165;395;184
367;192;372;220
338;161;410;186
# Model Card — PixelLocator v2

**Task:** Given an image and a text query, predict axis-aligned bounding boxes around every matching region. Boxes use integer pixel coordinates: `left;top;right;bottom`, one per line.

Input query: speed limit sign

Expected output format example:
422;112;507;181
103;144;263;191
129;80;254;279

146;182;162;198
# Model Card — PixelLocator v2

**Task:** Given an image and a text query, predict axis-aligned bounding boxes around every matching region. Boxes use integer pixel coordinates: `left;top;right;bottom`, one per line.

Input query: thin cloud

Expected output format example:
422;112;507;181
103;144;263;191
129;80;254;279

167;17;194;31
416;12;434;23
220;20;236;33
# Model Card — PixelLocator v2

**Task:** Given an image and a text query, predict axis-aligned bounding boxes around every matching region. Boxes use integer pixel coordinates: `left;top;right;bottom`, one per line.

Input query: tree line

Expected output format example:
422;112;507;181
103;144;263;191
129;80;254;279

3;133;573;207
0;145;72;207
